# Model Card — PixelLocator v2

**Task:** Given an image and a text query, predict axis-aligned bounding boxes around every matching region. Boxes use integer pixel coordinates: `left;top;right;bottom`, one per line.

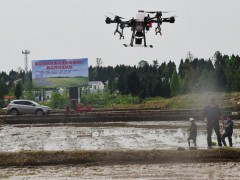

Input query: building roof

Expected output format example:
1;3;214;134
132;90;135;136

89;81;104;85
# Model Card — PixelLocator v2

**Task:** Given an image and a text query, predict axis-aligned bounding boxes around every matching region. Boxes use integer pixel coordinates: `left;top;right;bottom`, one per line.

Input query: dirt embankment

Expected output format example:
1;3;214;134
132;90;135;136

2;109;235;124
0;148;240;167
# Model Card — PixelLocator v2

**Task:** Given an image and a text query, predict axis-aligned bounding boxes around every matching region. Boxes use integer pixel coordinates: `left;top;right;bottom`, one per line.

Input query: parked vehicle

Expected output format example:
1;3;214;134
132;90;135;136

65;99;92;114
76;103;92;113
6;100;51;116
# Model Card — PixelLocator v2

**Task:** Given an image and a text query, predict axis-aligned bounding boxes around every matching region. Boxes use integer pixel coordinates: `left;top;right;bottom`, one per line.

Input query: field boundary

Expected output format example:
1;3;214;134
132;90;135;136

0;149;239;166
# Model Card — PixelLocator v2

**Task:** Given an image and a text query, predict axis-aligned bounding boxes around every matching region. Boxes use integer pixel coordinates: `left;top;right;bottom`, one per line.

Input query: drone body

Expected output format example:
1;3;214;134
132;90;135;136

105;10;175;48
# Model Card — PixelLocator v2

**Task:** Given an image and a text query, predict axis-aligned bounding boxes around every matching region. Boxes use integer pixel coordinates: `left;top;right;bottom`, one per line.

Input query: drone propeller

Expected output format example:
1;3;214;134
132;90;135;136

104;15;110;18
160;16;176;23
105;15;112;24
107;12;125;19
114;16;125;20
145;11;171;14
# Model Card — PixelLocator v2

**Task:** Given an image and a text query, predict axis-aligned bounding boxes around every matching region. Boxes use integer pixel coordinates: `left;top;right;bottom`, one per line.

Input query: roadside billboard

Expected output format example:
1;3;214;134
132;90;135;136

32;58;88;88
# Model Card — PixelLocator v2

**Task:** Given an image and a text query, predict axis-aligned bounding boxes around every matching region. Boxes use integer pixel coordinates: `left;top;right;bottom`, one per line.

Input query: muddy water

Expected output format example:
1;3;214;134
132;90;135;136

0;121;240;179
0;121;240;152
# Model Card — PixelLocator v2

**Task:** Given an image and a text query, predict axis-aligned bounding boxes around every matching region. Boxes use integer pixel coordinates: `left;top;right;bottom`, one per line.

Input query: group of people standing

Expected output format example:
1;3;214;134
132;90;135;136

187;98;234;149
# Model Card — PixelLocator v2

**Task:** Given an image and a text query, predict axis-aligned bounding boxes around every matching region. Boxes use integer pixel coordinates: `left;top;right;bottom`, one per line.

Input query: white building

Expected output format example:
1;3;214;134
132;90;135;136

34;81;104;101
89;81;105;93
45;88;65;99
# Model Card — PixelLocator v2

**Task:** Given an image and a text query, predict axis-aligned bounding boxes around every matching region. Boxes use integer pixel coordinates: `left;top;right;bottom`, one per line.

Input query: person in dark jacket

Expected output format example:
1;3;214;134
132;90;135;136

222;116;234;147
187;118;197;147
203;98;222;149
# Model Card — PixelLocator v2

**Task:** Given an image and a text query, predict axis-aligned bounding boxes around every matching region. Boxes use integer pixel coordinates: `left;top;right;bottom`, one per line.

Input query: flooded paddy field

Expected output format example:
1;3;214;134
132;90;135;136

0;121;240;151
0;121;240;179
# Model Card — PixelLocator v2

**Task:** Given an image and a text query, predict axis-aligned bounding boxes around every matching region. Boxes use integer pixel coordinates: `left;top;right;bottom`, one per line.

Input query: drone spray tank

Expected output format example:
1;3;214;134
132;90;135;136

136;10;145;22
134;10;145;45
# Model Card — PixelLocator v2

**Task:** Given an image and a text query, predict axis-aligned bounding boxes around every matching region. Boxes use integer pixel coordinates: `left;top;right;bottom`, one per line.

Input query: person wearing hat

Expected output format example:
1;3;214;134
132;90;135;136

222;116;234;147
187;117;197;147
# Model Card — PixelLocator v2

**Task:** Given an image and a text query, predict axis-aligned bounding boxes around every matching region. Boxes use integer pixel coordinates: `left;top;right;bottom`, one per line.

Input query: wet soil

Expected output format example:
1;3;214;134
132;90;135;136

1;121;240;152
0;162;240;179
0;121;240;179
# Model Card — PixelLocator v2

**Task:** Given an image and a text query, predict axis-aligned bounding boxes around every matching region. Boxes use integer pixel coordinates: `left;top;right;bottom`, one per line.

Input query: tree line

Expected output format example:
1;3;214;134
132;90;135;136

0;51;240;105
89;51;240;98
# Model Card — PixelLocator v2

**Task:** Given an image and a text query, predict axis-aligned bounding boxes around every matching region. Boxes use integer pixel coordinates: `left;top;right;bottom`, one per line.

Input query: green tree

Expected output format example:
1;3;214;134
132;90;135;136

117;74;127;95
48;91;69;109
0;77;5;107
107;72;117;94
225;55;240;91
170;69;181;97
138;60;149;68
14;81;22;99
198;68;215;91
127;71;141;99
0;77;4;100
152;59;159;68
178;59;184;78
213;51;227;91
166;61;176;78
152;76;162;97
162;78;171;98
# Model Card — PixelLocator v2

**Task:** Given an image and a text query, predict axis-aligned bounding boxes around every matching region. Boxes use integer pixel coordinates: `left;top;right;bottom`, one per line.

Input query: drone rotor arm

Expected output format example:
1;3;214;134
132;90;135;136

105;17;124;24
151;20;163;24
151;16;175;23
147;16;158;21
161;16;175;23
105;14;126;24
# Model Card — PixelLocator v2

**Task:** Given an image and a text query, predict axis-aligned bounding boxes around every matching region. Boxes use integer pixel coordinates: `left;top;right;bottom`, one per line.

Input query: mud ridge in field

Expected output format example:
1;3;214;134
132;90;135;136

0;148;240;167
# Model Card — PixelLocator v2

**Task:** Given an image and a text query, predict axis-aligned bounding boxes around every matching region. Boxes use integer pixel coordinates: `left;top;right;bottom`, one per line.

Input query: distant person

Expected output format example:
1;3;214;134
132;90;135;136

222;116;234;147
187;118;197;147
65;105;70;115
203;98;222;149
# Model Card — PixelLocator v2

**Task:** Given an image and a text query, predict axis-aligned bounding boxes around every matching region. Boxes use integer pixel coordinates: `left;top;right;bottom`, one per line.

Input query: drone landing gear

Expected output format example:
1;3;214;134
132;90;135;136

123;44;153;48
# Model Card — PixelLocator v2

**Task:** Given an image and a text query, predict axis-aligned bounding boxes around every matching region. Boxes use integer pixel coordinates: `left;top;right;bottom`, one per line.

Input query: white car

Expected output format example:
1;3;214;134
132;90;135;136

6;100;51;116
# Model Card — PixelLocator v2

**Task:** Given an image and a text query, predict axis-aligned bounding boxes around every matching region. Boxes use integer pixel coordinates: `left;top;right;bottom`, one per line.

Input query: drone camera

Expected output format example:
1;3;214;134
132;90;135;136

135;38;142;45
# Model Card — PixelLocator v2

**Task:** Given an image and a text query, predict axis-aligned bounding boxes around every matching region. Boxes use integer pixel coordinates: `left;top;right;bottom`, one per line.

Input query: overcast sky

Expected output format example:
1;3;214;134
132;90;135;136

1;0;240;73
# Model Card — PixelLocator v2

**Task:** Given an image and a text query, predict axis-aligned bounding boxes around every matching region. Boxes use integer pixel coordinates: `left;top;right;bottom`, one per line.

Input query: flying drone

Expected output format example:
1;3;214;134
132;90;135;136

105;10;175;48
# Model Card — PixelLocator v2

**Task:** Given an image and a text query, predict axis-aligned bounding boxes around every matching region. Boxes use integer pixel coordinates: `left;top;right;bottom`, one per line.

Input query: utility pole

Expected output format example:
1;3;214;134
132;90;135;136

22;50;30;72
22;50;30;89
